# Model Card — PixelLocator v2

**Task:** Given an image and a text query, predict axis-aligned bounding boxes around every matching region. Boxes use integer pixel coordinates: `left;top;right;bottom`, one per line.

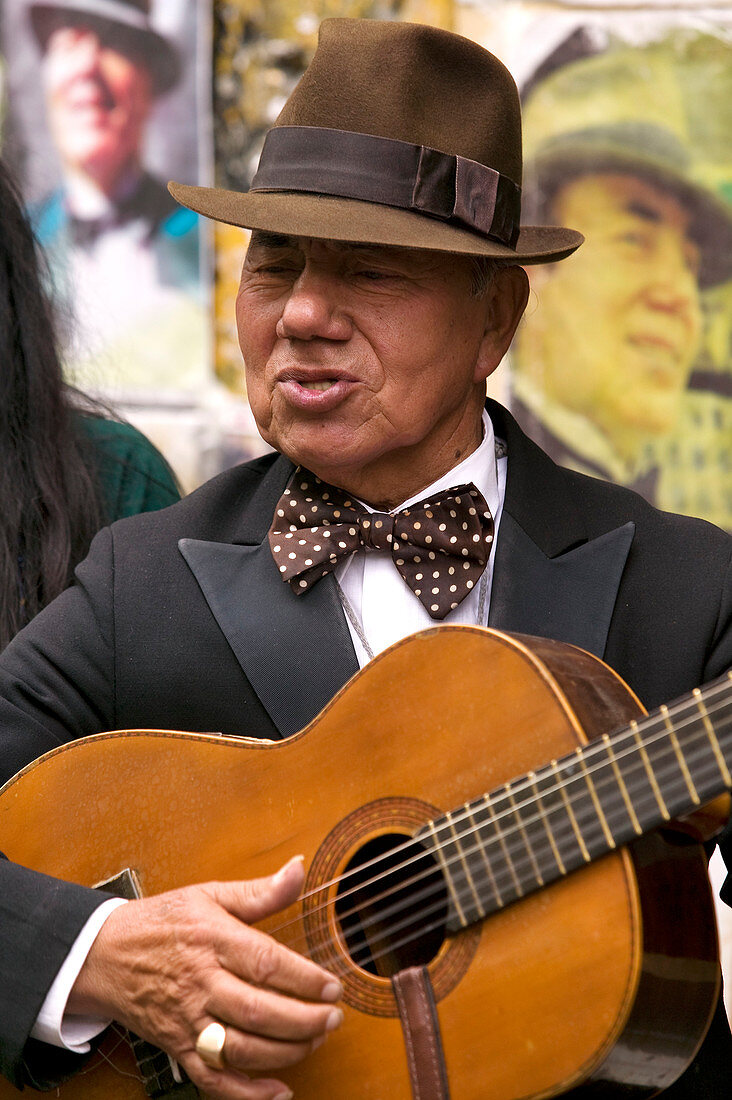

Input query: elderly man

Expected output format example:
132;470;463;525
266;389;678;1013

0;18;730;1100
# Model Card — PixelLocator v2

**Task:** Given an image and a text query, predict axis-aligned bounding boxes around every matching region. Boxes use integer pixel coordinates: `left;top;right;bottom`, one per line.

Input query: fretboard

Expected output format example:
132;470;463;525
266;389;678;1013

416;671;732;933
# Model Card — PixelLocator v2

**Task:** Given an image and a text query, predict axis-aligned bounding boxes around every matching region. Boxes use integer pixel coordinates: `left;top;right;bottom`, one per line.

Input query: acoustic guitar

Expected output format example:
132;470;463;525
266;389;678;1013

1;627;731;1100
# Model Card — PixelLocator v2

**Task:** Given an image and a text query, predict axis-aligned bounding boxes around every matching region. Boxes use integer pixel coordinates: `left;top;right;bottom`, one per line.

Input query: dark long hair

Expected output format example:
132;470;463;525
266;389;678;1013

0;160;104;648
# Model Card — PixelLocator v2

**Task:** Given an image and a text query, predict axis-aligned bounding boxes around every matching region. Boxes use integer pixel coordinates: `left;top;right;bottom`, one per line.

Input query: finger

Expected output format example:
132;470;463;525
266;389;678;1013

216;917;341;1005
209;969;344;1044
181;1055;295;1100
204;855;306;924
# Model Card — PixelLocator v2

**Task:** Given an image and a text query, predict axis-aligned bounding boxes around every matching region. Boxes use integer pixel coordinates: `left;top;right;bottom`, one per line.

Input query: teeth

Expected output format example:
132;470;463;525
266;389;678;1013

302;380;336;391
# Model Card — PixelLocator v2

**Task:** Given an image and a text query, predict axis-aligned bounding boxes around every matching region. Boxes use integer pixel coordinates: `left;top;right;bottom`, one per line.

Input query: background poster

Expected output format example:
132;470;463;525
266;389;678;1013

0;0;214;490
460;1;732;533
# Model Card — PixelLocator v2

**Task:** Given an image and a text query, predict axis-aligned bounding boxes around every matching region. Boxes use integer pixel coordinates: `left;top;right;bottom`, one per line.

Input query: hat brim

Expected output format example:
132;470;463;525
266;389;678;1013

168;182;583;263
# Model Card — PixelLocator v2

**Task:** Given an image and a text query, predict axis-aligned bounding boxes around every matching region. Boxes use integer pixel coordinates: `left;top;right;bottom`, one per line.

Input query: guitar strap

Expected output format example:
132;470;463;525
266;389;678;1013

391;966;451;1100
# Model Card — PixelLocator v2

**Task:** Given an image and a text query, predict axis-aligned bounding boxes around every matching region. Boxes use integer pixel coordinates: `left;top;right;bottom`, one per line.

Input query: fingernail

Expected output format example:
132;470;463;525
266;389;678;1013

274;1091;294;1100
321;978;342;1002
326;1007;344;1032
274;854;304;883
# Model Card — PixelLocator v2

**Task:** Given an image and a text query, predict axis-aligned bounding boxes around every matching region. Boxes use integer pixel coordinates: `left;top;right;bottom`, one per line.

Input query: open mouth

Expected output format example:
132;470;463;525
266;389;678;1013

300;380;337;392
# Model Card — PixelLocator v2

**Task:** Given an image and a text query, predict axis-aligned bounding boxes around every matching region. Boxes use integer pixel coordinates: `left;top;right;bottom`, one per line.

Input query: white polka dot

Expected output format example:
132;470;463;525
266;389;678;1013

299;579;308;588
466;580;474;589
431;604;439;612
288;552;297;559
415;572;423;580
273;544;281;552
279;565;287;573
432;587;439;594
305;559;313;566
433;571;440;578
450;584;457;593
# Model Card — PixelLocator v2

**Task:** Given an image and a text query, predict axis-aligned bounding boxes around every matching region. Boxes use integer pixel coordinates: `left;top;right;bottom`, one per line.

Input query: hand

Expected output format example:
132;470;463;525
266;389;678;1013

69;856;343;1100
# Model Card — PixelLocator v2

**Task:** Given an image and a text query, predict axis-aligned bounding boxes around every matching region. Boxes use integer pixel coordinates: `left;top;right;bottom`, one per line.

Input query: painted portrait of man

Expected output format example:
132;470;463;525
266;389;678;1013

509;27;732;526
1;0;208;400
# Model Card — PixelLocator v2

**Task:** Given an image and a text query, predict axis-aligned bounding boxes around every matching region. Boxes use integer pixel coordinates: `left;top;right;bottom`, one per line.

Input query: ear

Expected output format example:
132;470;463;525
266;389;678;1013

473;265;530;384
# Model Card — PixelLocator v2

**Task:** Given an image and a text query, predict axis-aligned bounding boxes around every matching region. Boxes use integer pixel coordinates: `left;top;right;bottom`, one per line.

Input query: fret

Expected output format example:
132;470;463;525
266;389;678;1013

693;687;732;788
461;800;504;909
502;779;545;887
630;718;671;821
483;793;524;899
572;748;612;849
424;819;468;928
443;808;485;920
601;734;643;836
528;770;566;876
550;759;592;864
660;704;700;806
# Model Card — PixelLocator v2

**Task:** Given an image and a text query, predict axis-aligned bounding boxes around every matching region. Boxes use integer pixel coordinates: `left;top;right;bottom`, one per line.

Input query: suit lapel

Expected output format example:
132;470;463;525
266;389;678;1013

487;401;635;658
179;456;358;738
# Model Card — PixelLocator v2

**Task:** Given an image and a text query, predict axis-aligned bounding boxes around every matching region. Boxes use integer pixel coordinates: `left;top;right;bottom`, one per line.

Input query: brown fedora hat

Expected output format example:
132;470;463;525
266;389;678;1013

170;18;582;263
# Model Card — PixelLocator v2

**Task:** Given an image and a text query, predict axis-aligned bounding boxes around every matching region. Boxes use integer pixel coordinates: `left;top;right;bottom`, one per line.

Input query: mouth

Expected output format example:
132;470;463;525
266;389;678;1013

300;379;338;392
276;371;358;410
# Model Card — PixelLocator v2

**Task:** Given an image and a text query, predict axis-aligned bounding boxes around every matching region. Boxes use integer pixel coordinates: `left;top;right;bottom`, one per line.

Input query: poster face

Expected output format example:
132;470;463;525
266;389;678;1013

0;0;212;488
472;3;732;532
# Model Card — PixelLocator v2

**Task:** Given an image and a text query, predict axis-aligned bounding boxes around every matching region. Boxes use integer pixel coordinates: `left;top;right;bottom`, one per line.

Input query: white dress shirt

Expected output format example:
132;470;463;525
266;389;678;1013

33;409;507;1049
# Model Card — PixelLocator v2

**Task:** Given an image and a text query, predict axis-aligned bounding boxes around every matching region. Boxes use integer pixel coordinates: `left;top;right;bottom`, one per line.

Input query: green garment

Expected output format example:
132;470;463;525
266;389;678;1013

76;414;181;521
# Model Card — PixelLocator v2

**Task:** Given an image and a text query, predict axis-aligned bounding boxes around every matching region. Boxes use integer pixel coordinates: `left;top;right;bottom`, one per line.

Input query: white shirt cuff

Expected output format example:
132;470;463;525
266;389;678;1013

31;896;128;1050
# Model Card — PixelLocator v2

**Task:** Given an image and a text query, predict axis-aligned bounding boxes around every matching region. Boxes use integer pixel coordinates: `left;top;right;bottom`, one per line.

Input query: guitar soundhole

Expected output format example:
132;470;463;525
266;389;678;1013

334;833;448;977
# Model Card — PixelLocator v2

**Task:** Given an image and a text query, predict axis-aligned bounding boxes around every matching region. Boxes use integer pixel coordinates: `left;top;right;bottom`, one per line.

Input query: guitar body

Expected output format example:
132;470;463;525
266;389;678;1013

0;628;720;1099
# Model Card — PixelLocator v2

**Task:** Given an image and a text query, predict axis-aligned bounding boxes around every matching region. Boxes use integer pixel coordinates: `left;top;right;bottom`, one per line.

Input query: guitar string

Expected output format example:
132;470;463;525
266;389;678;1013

278;747;731;975
289;675;732;916
271;681;732;947
267;680;732;959
278;730;732;975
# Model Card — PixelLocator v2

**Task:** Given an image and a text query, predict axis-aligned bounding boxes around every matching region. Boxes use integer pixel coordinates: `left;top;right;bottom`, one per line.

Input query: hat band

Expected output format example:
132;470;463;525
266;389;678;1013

251;126;521;247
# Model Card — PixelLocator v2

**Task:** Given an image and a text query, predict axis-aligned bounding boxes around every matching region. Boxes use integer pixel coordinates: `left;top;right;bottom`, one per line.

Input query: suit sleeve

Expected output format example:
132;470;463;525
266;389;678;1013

0;528;118;1084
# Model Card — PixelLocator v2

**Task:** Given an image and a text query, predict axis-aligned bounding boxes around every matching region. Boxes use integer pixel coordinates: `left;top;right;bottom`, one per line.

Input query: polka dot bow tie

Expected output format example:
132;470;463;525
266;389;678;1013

268;469;494;620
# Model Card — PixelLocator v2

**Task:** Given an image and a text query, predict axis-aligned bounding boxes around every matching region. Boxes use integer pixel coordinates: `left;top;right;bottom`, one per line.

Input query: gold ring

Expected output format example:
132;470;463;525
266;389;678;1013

195;1021;227;1070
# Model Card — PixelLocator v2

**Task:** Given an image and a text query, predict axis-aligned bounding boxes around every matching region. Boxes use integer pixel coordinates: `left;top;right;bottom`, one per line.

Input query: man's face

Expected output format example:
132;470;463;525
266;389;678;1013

236;234;511;509
42;22;154;192
519;172;702;460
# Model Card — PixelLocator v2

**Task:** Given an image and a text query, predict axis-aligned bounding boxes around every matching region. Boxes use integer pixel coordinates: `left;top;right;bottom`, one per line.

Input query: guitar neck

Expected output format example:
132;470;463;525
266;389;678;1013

418;671;732;933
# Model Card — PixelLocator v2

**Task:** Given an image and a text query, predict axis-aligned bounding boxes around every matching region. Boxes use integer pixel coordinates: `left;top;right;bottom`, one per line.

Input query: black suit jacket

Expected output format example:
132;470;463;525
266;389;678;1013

1;402;731;1092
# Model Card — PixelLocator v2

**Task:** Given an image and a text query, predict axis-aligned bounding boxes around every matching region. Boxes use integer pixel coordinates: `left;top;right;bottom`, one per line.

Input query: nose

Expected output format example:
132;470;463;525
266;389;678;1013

276;265;353;342
644;231;701;324
71;29;104;72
